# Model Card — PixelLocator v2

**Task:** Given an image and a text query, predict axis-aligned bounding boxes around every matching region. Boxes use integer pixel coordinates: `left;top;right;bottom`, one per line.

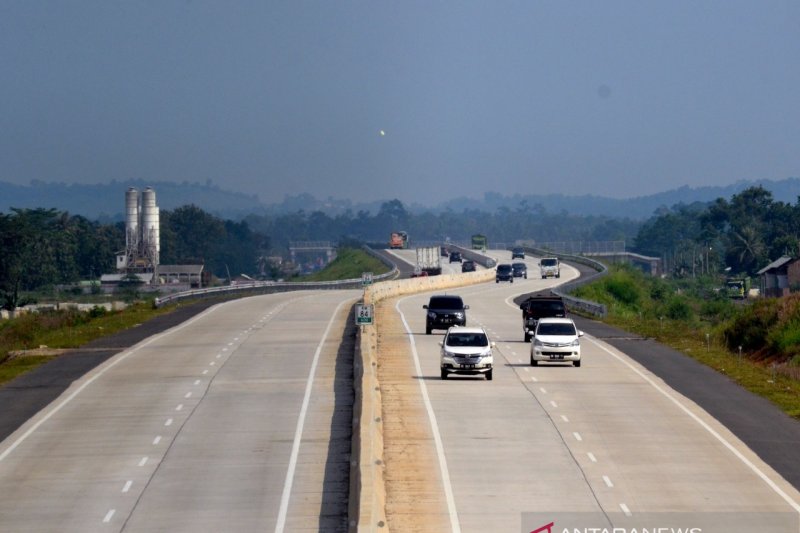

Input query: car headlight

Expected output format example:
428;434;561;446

428;312;437;319
454;312;463;319
480;349;492;358
570;339;580;347
533;339;544;347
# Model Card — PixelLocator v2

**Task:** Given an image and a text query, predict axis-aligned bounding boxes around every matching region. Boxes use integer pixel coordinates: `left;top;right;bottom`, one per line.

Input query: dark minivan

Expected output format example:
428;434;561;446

423;295;469;334
519;295;566;342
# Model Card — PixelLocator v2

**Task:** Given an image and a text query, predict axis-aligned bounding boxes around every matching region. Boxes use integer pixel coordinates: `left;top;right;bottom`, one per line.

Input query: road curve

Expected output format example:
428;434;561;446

387;251;800;532
0;290;359;532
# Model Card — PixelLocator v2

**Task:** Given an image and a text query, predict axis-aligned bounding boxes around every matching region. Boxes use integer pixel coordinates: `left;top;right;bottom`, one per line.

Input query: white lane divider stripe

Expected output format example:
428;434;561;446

103;510;115;523
152;436;162;445
561;415;569;422
275;298;350;533
550;400;558;408
137;457;148;467
603;475;614;488
397;297;462;533
122;480;132;493
588;453;598;463
588;337;800;514
573;432;583;442
620;503;632;516
0;300;229;463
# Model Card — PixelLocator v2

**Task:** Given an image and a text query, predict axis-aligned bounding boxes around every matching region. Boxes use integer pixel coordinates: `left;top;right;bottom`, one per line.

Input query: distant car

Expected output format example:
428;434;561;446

440;246;449;256
530;317;583;367
449;251;463;263
512;262;527;279
410;268;429;278
440;326;494;380
461;260;476;273
511;247;525;259
496;263;514;283
423;294;468;334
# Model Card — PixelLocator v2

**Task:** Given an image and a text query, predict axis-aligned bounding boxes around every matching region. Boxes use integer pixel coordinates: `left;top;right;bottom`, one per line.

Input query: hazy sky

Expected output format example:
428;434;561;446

2;1;799;205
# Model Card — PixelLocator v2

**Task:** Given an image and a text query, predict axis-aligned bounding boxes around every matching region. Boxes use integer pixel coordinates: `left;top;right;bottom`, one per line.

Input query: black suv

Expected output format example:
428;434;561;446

461;260;476;273
512;262;527;279
496;263;514;283
519;295;566;342
423;295;468;334
512;247;525;259
449;251;462;263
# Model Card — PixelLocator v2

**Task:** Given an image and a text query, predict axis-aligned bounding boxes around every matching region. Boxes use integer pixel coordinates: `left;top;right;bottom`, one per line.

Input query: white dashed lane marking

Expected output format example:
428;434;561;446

103;510;115;523
588;453;597;463
573;432;582;442
122;481;132;493
137;457;148;467
603;475;614;488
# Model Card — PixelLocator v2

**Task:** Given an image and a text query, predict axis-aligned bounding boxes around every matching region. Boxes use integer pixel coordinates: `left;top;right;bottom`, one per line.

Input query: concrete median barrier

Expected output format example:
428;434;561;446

351;269;494;531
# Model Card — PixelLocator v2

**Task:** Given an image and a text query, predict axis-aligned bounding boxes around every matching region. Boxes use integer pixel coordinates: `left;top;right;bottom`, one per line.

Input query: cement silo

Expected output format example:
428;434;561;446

117;187;160;278
141;187;160;266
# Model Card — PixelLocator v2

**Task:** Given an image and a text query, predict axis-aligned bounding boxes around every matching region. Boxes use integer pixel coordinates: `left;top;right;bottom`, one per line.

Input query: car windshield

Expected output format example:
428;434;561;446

446;332;488;347
429;297;463;309
541;259;558;267
497;265;512;273
512;263;525;269
537;323;577;336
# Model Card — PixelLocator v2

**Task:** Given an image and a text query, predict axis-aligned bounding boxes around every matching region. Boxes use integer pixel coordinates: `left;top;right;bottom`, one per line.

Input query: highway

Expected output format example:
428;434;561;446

0;290;359;532
387;250;800;532
0;249;799;532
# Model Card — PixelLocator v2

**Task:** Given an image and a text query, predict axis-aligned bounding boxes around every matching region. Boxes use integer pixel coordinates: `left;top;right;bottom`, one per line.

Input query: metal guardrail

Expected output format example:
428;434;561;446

522;246;608;318
154;246;399;308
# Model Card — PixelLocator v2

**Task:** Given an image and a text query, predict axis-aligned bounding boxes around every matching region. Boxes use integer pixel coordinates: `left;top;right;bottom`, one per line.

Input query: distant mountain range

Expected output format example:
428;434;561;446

2;177;799;221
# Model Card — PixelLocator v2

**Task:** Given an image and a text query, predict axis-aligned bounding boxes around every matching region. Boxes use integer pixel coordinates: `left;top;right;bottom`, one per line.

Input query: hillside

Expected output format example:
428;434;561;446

2;177;799;221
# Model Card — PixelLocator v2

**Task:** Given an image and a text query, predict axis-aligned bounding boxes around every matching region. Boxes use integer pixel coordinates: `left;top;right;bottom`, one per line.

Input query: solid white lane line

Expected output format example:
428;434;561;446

603;475;614;488
620;503;632;516
588;337;800;514
588;453;598;463
275;298;350;533
122;481;132;493
175;404;183;411
550;400;558;408
138;457;148;467
103;510;115;523
165;418;173;426
573;432;583;442
561;415;569;422
397;297;462;533
152;436;161;445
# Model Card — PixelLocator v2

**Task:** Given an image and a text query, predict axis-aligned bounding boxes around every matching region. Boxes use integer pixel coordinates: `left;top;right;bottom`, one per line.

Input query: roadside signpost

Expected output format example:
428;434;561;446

361;271;374;287
355;304;374;326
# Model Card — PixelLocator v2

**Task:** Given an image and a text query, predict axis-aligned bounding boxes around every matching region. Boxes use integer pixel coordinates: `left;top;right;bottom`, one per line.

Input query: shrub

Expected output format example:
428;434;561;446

664;297;694;321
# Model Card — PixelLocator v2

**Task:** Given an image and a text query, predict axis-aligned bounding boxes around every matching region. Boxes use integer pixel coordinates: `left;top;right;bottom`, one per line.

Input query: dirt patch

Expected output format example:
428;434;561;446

376;298;451;532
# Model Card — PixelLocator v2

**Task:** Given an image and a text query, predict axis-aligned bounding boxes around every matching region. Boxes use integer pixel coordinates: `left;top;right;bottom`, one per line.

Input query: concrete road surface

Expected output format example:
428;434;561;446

391;253;800;532
0;290;359;532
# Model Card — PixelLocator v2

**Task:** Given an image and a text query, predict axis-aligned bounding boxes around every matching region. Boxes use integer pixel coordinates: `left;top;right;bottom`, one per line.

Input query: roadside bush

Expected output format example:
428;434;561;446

663;297;694;321
722;299;778;352
699;297;736;323
603;268;643;308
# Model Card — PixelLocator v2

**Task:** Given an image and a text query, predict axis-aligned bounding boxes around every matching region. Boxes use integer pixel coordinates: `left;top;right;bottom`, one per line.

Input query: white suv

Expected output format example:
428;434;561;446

530;317;583;367
440;326;495;380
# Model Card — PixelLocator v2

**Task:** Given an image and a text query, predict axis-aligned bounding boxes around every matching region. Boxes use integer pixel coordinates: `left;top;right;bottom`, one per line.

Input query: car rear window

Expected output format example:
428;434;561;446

497;265;512;273
446;332;488;347
429;296;464;309
537;322;577;336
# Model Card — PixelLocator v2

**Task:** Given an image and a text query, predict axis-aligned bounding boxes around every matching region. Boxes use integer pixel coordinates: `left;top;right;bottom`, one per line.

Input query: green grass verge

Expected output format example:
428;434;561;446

0;301;176;387
574;265;800;419
292;247;390;282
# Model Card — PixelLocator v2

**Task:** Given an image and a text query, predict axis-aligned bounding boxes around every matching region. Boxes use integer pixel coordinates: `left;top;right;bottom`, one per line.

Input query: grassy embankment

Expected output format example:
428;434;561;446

574;264;800;418
0;301;173;386
291;247;391;281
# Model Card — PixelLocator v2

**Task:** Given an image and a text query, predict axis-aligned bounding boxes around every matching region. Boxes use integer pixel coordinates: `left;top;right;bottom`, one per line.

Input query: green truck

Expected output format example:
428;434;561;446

725;277;750;299
471;234;487;251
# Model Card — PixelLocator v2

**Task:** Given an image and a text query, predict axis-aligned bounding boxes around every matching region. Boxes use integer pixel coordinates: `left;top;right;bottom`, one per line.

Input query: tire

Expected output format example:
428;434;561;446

496;279;499;283
524;332;531;343
574;360;581;367
426;326;432;335
524;275;527;279
510;279;514;283
542;276;546;280
486;369;493;381
530;356;538;366
441;369;447;379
